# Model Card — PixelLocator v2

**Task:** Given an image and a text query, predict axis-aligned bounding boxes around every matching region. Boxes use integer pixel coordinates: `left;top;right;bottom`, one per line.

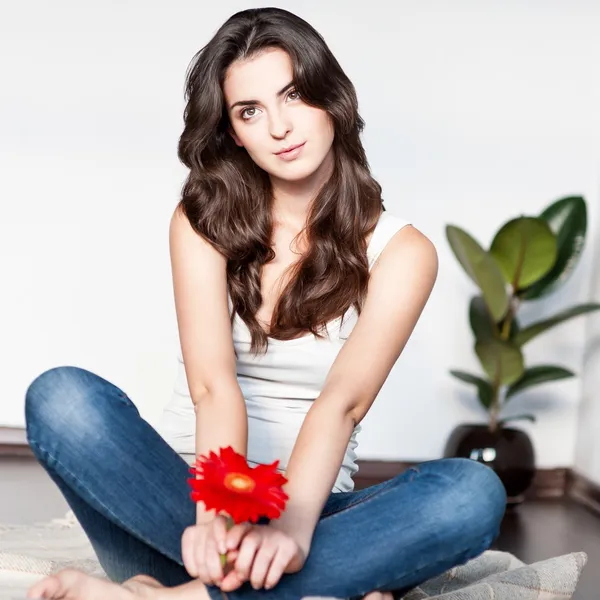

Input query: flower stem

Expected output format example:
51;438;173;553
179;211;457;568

220;515;235;567
219;514;235;599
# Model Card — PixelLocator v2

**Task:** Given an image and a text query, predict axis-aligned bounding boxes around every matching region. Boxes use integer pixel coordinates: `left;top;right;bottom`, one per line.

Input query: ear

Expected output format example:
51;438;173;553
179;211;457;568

228;126;243;147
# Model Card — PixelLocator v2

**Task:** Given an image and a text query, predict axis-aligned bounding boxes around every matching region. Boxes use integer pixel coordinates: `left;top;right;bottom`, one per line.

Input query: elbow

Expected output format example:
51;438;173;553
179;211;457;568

344;391;373;427
326;394;362;429
317;383;363;427
191;383;245;407
190;386;211;407
348;404;366;428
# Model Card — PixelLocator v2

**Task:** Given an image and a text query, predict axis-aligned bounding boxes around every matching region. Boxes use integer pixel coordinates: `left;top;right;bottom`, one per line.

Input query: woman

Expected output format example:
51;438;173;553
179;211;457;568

25;7;506;600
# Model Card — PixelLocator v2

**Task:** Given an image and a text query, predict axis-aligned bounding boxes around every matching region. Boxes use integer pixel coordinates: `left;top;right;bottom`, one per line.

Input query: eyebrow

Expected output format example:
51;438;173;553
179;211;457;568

229;81;295;111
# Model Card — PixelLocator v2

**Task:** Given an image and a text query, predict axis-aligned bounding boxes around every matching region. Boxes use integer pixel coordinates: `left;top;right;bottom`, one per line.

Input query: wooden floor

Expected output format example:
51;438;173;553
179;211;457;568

492;498;599;599
1;456;598;598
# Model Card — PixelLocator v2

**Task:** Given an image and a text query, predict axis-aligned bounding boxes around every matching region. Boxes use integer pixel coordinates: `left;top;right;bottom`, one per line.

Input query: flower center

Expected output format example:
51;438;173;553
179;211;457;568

224;472;256;493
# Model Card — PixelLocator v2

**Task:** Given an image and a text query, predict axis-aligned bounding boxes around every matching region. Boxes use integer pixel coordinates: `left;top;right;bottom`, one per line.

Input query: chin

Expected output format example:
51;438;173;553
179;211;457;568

273;156;331;182
277;166;319;182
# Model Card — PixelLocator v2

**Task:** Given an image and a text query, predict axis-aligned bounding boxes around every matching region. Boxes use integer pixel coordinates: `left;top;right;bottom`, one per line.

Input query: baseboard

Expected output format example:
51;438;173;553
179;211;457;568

0;427;30;456
566;469;600;516
2;427;599;515
352;460;569;496
353;461;600;517
354;462;569;496
0;426;27;446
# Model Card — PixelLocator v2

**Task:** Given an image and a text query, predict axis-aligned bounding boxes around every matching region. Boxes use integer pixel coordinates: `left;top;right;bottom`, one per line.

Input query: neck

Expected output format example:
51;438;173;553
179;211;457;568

270;149;334;230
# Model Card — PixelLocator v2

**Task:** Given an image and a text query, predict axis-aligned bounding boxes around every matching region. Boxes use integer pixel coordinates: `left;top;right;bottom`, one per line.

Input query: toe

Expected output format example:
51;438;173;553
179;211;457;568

27;574;62;598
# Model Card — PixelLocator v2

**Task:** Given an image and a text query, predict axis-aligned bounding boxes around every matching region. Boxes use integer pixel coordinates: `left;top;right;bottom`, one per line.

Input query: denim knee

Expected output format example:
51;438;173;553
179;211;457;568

441;457;507;539
25;366;114;449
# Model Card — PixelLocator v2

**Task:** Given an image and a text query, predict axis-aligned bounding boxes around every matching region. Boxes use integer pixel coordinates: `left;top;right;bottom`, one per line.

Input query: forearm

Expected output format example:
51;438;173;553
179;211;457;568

193;389;249;524
271;398;356;552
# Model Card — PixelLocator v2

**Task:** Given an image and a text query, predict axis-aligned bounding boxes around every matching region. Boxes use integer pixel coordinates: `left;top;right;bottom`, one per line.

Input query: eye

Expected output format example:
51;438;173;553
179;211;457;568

239;90;300;121
240;106;259;121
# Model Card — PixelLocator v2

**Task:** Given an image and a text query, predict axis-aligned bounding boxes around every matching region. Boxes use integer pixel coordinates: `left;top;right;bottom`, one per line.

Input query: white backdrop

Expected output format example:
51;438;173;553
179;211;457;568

2;1;599;478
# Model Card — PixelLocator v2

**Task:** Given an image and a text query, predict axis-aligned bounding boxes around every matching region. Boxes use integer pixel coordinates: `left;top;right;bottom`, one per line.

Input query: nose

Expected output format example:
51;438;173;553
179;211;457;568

268;108;292;139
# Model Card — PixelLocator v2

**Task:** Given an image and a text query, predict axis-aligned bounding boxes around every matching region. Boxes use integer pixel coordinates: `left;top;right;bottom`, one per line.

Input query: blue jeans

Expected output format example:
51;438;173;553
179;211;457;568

25;366;507;600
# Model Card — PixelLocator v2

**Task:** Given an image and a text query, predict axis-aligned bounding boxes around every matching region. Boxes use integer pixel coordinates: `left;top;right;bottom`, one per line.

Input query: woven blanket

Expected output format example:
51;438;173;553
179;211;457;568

0;511;587;600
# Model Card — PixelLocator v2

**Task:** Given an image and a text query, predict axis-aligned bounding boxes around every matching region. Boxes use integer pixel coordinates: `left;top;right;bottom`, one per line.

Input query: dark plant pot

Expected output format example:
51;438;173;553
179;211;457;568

443;423;535;506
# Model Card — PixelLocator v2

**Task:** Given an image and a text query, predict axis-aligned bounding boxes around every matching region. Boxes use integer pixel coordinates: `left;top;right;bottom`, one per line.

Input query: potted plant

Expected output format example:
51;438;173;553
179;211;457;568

443;196;600;504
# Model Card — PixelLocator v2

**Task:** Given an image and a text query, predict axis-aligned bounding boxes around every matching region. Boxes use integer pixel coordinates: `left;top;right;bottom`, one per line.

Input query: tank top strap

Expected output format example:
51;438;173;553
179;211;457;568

367;211;412;271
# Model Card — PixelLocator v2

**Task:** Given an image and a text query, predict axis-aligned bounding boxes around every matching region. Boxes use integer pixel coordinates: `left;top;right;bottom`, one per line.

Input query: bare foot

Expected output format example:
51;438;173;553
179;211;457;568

122;574;166;594
26;568;159;600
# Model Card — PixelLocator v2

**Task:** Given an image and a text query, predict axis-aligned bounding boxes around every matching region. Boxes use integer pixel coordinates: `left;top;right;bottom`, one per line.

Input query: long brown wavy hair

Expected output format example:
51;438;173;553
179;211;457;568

177;7;385;356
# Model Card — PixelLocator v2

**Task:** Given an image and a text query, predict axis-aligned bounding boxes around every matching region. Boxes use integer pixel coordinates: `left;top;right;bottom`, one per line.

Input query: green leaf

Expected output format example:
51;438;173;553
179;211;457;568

505;365;575;400
489;217;557;290
475;339;524;386
469;296;496;342
450;369;494;409
498;414;537;426
514;303;600;346
520;196;587;300
446;225;509;321
469;295;520;342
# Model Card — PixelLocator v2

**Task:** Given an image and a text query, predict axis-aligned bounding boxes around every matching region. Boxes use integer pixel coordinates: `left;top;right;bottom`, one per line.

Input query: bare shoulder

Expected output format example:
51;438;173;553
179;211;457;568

371;223;438;281
365;223;438;333
169;205;225;261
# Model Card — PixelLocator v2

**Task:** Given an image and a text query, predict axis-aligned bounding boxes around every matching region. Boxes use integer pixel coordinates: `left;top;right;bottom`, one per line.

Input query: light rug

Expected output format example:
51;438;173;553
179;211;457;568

0;511;587;600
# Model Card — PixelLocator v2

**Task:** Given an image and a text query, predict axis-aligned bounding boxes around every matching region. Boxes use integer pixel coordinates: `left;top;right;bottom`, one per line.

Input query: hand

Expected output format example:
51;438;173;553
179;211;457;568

219;522;308;592
181;516;240;586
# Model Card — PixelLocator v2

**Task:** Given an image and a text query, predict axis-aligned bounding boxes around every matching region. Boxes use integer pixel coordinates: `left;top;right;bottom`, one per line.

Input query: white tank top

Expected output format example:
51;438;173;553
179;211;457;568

157;211;411;493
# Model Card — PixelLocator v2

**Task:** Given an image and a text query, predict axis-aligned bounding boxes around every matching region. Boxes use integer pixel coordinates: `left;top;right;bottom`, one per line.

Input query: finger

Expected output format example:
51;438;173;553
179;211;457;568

181;527;198;578
205;536;224;585
249;543;278;590
225;521;253;551
264;545;294;591
234;531;261;581
212;516;228;554
196;533;210;584
219;567;247;592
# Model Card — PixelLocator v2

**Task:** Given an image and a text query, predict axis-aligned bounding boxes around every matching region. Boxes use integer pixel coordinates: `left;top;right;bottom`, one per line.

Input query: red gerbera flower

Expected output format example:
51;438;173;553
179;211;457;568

187;446;289;524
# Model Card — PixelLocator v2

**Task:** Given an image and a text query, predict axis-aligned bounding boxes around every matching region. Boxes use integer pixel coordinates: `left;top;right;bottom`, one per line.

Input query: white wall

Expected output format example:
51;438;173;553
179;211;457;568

2;1;599;469
576;171;600;485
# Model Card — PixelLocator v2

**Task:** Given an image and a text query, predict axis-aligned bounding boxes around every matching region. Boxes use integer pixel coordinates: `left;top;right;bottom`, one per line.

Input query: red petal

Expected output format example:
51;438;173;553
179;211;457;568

187;446;289;523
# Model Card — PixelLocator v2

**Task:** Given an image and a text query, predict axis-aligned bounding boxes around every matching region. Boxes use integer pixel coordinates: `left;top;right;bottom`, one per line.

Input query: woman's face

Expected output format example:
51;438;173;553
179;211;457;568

223;47;334;183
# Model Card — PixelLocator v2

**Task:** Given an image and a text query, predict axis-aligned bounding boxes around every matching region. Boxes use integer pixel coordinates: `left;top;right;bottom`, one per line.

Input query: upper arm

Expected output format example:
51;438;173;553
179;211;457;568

320;224;439;423
169;205;239;402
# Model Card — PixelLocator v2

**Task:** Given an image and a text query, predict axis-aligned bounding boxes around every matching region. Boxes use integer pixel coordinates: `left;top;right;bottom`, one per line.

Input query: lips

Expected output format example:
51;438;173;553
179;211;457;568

276;142;305;155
